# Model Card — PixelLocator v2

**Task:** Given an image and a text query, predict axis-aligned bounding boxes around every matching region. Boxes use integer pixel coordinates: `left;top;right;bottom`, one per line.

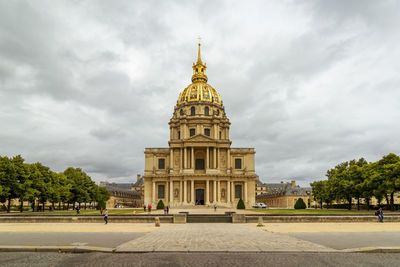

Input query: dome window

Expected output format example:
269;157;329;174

204;128;210;136
190;107;195;116
190;128;196;137
204;107;209;116
180;109;184;116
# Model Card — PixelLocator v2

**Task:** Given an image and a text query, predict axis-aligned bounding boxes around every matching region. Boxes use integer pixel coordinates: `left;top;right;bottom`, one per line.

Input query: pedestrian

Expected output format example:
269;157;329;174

214;204;217;212
100;207;103;215
143;205;146;212
376;207;384;223
104;209;109;224
149;205;152;212
164;208;166;214
166;206;169;214
76;207;80;215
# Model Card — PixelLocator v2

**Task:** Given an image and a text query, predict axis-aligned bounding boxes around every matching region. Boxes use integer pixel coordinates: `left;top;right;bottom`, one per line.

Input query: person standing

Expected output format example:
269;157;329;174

377;208;384;223
149;205;152;212
104;209;109;224
143;205;146;212
166;206;169;214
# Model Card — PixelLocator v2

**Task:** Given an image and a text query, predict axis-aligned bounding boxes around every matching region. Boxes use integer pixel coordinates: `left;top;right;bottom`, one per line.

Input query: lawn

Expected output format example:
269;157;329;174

247;208;398;215
0;209;151;215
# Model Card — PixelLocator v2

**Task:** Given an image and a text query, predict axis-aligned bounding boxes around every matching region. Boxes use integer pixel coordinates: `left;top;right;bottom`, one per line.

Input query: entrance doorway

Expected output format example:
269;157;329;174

196;189;204;205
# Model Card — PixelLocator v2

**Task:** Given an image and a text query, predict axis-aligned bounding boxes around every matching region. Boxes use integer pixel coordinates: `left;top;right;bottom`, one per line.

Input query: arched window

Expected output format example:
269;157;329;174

204;107;209;116
190;107;195;116
180;109;184;116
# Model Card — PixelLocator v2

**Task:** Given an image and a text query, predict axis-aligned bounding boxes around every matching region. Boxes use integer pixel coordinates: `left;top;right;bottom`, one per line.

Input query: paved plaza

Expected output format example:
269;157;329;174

0;222;400;253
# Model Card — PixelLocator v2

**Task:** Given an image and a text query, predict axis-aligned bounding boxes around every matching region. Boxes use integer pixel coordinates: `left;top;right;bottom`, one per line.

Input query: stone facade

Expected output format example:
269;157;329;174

100;182;142;208
144;43;258;208
256;180;311;208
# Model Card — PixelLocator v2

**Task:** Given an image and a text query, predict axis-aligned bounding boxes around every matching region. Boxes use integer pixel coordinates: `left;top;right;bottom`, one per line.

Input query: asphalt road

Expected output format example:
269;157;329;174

0;233;146;247
1;252;400;267
289;232;400;249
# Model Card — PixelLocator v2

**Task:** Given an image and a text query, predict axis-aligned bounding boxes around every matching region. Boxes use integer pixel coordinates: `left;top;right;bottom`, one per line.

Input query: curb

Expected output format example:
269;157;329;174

1;245;400;254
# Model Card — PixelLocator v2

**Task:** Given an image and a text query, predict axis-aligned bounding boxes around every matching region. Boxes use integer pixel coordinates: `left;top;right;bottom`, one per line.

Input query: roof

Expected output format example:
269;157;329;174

256;182;312;198
133;177;144;187
103;185;141;198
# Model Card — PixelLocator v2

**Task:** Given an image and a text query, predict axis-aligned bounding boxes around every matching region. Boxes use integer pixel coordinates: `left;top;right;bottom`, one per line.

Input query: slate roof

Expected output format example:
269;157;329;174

256;182;312;198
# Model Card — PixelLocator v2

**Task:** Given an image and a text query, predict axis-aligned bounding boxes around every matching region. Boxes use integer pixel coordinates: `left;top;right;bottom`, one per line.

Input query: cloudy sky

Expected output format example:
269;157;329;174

1;1;400;186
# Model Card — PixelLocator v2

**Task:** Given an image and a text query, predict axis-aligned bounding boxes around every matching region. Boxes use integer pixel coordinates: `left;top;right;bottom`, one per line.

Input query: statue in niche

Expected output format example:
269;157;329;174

174;155;180;167
174;189;179;197
221;155;226;167
221;189;226;197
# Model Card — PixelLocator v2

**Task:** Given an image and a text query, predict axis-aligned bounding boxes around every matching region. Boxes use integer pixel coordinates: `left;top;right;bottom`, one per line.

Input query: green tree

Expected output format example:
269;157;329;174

237;198;245;209
157;200;165;210
64;167;90;209
0;156;20;212
95;186;110;210
294;198;306;209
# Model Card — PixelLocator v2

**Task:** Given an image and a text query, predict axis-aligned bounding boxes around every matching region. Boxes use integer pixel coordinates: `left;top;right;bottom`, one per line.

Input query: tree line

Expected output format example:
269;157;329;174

0;155;110;213
311;153;400;210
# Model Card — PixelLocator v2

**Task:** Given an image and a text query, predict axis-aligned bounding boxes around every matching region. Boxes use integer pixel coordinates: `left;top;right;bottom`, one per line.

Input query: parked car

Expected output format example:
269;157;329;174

252;202;267;208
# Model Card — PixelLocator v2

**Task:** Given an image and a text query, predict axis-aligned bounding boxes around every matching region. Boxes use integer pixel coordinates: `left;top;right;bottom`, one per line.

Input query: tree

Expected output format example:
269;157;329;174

237;198;245;209
0;156;20;212
311;180;325;209
157;200;165;210
95;186;110;210
294;198;306;209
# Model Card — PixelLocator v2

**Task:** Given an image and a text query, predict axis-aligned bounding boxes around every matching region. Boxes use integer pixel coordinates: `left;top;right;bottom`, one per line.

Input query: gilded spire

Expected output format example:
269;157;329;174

197;41;203;64
192;39;207;83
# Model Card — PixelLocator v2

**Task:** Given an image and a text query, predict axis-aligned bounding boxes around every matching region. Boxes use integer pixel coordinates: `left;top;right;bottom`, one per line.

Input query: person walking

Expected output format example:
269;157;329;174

214;204;217;212
143;205;146;212
166;206;169;214
148;205;152;212
376;207;384;223
104;209;109;224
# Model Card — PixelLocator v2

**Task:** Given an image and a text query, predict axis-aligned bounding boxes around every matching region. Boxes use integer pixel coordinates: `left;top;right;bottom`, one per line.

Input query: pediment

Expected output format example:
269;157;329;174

187;134;215;142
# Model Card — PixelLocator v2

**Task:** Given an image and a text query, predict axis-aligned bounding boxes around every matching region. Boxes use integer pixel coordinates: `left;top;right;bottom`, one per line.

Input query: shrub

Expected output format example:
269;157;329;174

237;198;245;209
294;198;306;209
157;200;165;210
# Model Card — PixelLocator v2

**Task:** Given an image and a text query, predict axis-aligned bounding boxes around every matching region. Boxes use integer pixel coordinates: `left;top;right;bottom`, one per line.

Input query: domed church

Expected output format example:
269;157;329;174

143;43;258;208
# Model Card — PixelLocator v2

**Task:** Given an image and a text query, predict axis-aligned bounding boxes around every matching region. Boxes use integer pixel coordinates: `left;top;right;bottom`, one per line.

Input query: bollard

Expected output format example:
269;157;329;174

257;216;264;227
155;216;160;227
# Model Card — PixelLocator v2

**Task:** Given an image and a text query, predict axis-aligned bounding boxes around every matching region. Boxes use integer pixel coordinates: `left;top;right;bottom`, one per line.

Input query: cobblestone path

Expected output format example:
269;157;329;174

117;224;334;252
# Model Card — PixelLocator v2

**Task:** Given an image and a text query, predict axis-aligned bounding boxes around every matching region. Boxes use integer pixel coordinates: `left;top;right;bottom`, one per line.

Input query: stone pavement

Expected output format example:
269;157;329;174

116;223;333;252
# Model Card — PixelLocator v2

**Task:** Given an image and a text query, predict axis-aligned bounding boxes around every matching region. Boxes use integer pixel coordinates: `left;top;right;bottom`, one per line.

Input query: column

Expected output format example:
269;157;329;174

206;180;210;204
179;180;183;203
170;180;174;204
217;180;221;202
227;149;230;170
184;180;187;203
166;181;169;203
231;182;234;202
213;180;217;203
180;148;183;170
244;181;248;203
227;181;231;203
191;179;195;204
206;147;209;169
184;147;187;169
191;147;195;169
170;149;173;171
152;181;156;203
213;147;216;169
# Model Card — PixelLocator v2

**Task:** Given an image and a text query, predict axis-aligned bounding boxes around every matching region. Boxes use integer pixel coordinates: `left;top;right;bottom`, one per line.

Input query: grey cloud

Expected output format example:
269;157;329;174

1;0;400;187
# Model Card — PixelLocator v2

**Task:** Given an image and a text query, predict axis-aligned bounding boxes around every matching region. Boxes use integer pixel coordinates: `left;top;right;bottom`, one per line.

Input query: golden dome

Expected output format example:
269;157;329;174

177;42;222;106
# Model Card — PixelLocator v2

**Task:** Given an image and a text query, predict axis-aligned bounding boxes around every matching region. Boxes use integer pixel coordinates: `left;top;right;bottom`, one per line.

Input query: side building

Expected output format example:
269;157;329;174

99;181;143;208
256;180;312;208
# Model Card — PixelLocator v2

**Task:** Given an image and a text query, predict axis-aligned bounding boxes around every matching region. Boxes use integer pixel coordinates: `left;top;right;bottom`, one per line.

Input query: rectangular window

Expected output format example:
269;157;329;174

158;158;165;169
235;185;242;199
219;131;222;139
235;158;242;169
190;128;195;136
178;131;181;139
158;185;165;199
204;128;210;136
195;159;205;170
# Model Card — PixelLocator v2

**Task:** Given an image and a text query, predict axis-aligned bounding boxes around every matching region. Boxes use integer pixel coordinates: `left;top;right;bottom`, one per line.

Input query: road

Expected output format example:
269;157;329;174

289;232;400;250
1;252;400;267
0;232;146;247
